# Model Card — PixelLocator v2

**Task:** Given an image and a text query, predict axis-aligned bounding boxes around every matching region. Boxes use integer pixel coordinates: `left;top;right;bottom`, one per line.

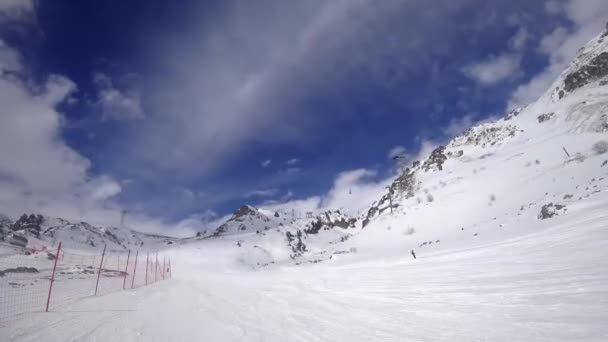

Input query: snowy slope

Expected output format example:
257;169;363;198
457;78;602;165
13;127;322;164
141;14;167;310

181;29;608;269
2;196;607;341
347;29;608;262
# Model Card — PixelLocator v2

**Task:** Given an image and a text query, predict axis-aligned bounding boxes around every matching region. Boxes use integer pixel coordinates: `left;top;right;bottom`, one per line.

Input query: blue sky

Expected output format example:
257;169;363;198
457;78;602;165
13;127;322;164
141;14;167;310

1;0;607;236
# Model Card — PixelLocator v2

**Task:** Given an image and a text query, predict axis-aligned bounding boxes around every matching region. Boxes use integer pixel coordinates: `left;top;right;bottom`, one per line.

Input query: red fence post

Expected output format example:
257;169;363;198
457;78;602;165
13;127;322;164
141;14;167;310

162;256;166;280
45;242;62;312
95;245;107;296
145;253;149;285
122;250;131;290
131;250;139;289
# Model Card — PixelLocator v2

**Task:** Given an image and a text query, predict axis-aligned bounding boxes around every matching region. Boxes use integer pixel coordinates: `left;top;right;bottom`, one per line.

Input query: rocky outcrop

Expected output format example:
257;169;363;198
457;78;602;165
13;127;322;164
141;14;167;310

503;106;526;121
537;113;555;123
212;205;270;237
232;205;258;221
454;125;520;149
538;203;566;220
563;52;608;93
304;210;357;234
286;230;307;259
11;214;44;238
422;145;448;171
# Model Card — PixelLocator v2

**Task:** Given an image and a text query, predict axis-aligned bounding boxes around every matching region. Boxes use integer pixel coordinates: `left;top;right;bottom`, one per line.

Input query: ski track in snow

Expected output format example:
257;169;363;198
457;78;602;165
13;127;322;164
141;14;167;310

2;200;607;342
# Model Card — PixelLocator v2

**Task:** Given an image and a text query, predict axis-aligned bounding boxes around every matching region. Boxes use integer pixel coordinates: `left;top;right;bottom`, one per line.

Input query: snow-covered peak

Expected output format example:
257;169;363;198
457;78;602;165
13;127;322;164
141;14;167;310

544;26;608;103
4;212;178;252
361;27;608;234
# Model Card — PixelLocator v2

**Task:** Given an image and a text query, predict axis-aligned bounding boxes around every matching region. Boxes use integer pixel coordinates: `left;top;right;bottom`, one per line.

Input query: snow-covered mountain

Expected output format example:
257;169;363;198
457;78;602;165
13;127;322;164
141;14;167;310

346;27;608;259
1;213;178;252
4;27;608;267
179;26;608;268
181;204;360;267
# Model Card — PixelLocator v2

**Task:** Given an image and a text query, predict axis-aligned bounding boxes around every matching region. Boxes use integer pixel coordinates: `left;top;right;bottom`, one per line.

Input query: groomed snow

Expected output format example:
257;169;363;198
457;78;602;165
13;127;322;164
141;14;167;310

2;192;607;341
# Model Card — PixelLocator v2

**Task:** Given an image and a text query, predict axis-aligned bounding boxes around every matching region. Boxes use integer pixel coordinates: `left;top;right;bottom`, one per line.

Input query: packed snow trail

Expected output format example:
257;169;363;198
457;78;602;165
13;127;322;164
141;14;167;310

2;200;607;341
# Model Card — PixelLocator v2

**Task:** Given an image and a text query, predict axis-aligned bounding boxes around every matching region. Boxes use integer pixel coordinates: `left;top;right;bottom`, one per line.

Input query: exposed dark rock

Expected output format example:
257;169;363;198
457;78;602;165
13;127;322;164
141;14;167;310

563;52;608;93
503;106;526;121
11;213;44;238
233;205;257;218
0;267;39;277
456;125;520;148
422;145;448;171
538;203;567;220
537;112;555;123
286;230;307;259
304;211;357;234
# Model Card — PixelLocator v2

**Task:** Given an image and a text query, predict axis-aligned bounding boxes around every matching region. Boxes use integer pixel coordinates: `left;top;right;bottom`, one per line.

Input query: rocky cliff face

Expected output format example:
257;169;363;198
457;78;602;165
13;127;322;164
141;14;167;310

361;27;608;231
549;22;608;102
11;214;44;237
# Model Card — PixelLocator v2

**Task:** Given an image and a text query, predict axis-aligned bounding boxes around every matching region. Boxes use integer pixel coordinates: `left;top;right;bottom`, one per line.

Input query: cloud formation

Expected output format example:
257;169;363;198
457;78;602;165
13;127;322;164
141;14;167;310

0;40;125;224
93;72;144;121
508;0;608;108
387;146;407;160
262;169;388;217
464;53;521;85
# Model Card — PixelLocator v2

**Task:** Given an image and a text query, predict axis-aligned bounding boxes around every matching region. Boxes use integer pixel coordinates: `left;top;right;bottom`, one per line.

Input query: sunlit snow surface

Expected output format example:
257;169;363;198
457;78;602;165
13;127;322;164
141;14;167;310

1;199;607;342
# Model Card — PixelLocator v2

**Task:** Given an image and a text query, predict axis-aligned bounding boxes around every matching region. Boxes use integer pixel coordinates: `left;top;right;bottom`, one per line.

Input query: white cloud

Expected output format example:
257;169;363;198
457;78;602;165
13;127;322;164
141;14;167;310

110;0;505;181
0;0;32;19
508;0;608;108
86;176;122;201
544;0;563;15
0;39;20;72
262;169;389;217
93;72;144;121
261;196;322;217
259;110;487;219
320;169;388;215
286;167;301;174
245;188;279;198
509;27;530;50
442;115;475;137
286;158;300;165
387;145;407;160
539;26;570;53
0;36;189;236
463;53;521;85
261;159;271;168
0;46;125;224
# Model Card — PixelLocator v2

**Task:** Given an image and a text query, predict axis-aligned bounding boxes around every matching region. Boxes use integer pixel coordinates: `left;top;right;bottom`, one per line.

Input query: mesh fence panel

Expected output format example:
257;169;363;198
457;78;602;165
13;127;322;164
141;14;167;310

0;244;54;325
0;243;171;326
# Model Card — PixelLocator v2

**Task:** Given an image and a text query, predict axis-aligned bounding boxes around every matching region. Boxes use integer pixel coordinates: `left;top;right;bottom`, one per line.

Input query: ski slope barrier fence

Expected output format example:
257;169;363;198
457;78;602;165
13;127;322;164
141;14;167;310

0;242;171;326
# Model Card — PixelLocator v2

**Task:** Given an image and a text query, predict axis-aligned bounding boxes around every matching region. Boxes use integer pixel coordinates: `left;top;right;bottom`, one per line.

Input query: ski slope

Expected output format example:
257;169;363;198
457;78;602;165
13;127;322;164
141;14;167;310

2;192;607;341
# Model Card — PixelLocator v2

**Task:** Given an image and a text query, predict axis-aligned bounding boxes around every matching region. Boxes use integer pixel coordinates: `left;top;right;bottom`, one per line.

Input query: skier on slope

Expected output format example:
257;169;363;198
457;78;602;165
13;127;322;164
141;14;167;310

411;249;416;260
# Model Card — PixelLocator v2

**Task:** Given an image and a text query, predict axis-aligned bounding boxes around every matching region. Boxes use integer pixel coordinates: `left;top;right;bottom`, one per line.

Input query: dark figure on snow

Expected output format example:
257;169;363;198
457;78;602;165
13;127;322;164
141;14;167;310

411;250;416;259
